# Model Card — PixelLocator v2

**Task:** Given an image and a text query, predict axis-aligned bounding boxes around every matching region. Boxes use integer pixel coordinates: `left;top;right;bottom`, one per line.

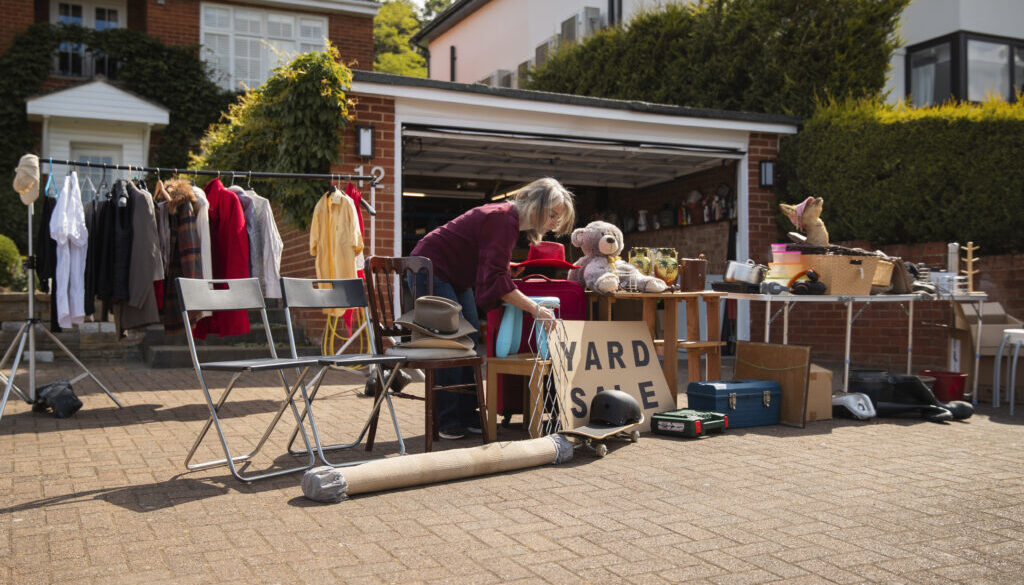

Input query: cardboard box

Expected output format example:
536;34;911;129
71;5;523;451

806;364;833;421
953;301;1023;355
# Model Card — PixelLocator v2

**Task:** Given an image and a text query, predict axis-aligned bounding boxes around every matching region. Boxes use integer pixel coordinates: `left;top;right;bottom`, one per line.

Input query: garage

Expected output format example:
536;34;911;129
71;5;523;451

347;71;799;340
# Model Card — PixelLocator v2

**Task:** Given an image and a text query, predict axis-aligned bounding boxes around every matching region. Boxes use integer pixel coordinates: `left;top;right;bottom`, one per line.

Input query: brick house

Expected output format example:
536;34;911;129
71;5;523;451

3;0;378;181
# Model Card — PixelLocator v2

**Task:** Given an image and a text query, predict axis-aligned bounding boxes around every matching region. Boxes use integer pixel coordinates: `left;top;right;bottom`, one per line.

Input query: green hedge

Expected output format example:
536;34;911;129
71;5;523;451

777;98;1024;254
526;0;907;119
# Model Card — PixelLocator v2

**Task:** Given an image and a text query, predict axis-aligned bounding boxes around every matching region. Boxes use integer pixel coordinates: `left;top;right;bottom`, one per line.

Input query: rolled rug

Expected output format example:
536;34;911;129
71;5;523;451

302;434;574;502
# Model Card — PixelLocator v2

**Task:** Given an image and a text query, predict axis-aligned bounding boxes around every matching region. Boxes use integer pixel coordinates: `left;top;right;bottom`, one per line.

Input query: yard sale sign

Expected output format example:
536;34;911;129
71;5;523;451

548;321;674;432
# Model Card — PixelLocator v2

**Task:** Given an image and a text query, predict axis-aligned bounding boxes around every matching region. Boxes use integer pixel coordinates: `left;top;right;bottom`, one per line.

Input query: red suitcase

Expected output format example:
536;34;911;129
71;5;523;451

486;275;586;417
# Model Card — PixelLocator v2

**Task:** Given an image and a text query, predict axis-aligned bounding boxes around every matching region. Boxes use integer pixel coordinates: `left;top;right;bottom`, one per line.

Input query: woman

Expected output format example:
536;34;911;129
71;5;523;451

410;177;576;439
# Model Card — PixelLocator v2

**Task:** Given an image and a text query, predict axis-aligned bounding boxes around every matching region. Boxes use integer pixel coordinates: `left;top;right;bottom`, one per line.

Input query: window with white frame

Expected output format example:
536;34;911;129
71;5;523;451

51;0;124;77
200;2;328;90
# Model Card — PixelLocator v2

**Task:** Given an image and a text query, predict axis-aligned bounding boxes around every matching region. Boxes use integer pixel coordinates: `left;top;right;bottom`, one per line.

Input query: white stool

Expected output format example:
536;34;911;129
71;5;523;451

993;328;1024;413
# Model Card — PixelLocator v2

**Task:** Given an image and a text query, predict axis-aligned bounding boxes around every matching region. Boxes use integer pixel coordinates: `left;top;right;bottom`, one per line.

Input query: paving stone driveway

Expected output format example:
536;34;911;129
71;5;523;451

2;364;1024;585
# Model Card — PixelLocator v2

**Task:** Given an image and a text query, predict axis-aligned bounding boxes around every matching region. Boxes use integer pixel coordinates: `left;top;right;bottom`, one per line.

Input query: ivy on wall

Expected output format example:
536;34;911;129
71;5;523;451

777;98;1024;254
191;45;354;230
0;24;233;251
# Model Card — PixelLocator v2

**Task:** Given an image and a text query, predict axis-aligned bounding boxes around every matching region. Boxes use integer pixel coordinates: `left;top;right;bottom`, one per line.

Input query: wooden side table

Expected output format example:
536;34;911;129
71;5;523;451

485;353;552;440
587;290;725;398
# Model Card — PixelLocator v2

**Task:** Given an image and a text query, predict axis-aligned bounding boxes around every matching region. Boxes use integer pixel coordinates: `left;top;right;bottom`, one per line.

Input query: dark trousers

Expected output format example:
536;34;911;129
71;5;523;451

410;274;482;429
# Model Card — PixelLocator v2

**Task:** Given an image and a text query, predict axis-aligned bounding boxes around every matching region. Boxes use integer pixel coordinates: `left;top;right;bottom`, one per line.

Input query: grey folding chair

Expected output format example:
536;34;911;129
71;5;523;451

177;277;324;482
279;277;408;466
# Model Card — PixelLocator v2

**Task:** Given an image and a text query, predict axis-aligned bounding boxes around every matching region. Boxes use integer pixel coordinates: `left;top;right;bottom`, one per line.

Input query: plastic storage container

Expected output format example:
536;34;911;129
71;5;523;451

772;250;802;264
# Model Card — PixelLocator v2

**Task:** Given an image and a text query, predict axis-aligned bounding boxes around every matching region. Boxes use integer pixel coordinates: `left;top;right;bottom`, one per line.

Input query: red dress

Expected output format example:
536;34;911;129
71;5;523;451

192;178;251;339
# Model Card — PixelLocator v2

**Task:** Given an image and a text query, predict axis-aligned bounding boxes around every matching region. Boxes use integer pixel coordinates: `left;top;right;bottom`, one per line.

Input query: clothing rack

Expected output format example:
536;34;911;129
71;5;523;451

39;158;378;216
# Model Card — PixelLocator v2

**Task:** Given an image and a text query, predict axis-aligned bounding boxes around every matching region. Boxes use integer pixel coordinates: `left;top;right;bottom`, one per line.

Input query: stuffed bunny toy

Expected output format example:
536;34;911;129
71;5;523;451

567;221;668;294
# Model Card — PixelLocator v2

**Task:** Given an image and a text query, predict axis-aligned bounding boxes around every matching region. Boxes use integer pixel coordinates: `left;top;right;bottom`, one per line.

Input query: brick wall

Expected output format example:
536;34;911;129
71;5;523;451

142;0;198;47
139;1;374;66
0;0;36;53
329;11;374;70
278;92;396;344
746;132;783;264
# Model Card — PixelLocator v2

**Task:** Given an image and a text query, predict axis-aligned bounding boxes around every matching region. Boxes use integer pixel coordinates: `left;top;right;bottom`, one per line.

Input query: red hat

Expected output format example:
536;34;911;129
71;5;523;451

509;241;580;270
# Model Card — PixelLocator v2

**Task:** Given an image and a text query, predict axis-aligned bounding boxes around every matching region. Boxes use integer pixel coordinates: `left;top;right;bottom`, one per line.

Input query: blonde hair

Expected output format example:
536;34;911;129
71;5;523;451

511;177;576;244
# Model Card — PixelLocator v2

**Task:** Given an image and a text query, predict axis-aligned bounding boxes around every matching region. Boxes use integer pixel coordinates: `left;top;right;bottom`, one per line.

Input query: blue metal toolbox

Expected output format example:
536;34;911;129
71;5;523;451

685;380;781;428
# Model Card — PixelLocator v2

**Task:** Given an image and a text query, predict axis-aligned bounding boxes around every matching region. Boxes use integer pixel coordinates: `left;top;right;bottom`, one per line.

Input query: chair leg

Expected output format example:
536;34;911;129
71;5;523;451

474;363;490;443
994;333;1009;408
365;367;382;452
425;369;435;453
1010;341;1021;416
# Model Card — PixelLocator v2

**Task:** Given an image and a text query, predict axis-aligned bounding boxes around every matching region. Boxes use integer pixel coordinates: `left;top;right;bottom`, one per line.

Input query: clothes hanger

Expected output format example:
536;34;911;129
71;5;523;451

44;158;58;198
154;168;169;202
98;166;110;200
116;166;130;208
78;165;98;203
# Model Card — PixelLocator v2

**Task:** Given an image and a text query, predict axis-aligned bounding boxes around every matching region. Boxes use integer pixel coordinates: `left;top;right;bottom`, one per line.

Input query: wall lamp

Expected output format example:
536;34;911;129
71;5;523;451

759;159;775;189
355;125;375;159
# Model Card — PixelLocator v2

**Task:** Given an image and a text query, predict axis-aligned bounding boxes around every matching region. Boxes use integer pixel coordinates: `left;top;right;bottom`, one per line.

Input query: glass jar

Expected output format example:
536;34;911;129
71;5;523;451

627;247;652;276
653;247;679;286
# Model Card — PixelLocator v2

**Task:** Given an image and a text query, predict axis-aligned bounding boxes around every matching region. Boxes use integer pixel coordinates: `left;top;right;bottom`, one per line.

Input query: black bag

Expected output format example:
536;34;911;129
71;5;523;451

33;381;83;418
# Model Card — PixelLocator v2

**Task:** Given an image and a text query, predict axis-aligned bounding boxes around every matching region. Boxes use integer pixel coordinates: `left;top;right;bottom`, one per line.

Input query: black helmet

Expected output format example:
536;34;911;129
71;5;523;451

590;390;643;427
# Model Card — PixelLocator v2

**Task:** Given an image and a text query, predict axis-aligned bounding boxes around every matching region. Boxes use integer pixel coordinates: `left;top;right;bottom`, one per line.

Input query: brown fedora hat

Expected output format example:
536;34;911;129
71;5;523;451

395;296;477;340
397;330;474;350
509;241;580;270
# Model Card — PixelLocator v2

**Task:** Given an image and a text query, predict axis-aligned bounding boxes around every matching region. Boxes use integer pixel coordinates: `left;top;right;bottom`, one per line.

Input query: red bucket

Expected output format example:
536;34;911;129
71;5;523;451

919;370;968;402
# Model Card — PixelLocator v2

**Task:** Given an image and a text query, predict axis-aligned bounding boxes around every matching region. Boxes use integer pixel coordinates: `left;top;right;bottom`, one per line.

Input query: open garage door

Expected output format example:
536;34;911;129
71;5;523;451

401;124;744;192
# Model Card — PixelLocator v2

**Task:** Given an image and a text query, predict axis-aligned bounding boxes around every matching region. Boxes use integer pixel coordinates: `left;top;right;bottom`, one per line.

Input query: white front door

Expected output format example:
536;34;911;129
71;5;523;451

70;144;122;199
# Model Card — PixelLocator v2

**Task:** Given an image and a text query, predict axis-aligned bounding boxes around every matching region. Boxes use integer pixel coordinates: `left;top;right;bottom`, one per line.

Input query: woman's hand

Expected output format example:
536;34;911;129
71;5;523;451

534;305;557;332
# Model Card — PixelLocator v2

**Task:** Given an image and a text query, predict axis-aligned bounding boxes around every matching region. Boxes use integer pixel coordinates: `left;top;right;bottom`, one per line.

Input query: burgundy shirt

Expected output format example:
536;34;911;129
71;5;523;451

411;202;518;311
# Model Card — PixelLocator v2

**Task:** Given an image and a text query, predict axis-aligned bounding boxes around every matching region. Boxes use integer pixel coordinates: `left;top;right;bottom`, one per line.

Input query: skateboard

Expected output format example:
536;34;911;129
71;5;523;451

559;415;644;457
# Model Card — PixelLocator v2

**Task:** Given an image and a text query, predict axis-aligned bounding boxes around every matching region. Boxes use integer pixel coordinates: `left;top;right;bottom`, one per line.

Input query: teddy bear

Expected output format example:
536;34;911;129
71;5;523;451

567;221;668;294
780;196;830;246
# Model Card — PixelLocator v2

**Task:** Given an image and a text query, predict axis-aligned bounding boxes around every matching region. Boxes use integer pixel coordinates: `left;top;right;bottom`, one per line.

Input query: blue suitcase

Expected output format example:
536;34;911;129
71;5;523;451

686;380;781;428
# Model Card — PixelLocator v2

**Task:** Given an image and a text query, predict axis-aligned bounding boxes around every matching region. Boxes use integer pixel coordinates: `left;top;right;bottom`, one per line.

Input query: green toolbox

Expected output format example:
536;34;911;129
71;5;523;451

651;409;728;438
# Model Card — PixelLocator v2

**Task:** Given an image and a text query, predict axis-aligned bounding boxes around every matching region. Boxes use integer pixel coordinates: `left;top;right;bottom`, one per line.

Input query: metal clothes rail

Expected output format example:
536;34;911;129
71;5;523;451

38;157;379;216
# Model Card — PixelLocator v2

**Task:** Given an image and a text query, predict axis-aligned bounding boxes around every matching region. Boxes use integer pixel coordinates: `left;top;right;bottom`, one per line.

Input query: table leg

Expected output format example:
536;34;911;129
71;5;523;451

705;296;722;380
642;298;657;340
686;298;701;384
844;300;853;393
664;297;679;399
486;366;498;441
906;300;914;375
973;299;983;405
783;302;790;345
764;297;771;343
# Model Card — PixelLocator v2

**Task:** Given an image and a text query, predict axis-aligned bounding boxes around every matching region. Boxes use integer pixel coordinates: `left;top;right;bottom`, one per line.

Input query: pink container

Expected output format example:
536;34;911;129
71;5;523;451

773;250;802;264
771;243;789;254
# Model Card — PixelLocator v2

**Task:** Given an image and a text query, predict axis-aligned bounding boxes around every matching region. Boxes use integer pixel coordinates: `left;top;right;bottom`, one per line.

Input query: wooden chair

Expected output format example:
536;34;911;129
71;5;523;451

364;256;490;452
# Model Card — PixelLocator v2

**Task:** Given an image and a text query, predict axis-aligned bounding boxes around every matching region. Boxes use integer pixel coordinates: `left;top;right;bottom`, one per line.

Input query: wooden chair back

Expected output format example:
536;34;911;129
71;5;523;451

365;256;433;353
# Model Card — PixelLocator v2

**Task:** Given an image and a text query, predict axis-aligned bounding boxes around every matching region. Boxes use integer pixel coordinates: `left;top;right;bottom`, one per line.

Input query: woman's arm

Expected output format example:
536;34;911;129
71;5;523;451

501;288;557;330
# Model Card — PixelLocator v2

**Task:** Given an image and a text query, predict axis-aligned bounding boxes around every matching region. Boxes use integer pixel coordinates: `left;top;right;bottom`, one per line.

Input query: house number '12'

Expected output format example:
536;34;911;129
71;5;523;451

353;165;385;188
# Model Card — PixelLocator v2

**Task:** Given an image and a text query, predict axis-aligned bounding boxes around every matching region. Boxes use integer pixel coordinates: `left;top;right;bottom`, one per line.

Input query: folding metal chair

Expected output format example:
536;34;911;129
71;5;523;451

279;277;407;466
177;277;325;482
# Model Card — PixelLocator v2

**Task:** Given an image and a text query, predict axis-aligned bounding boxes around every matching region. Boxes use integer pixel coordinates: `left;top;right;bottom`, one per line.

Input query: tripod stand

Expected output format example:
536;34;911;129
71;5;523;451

1;191;123;423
